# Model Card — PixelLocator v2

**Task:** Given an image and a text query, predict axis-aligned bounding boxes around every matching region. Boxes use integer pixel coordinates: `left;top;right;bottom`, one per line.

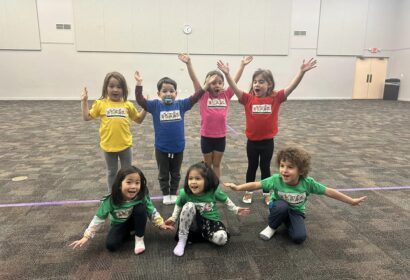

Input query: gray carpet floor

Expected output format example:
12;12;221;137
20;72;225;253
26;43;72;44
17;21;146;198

0;99;409;279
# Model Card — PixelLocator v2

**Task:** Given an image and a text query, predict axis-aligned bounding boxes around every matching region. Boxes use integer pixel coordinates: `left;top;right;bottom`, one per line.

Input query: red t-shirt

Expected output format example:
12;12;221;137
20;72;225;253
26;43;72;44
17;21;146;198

239;89;286;141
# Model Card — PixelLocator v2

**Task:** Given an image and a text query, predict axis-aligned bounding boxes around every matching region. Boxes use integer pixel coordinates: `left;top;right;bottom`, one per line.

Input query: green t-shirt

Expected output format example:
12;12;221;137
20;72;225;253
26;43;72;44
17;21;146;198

96;194;158;225
176;187;228;221
261;174;326;214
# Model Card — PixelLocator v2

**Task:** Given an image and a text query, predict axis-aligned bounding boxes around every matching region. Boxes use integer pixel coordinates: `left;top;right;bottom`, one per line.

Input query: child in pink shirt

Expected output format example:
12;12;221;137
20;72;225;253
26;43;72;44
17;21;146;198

179;54;253;179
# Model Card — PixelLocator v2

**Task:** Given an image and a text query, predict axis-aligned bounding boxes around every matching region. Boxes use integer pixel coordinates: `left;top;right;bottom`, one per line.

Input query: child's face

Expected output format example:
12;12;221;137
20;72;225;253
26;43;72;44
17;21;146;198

252;74;272;98
121;173;141;201
158;83;177;104
279;160;301;186
107;77;124;102
188;168;205;195
208;76;224;96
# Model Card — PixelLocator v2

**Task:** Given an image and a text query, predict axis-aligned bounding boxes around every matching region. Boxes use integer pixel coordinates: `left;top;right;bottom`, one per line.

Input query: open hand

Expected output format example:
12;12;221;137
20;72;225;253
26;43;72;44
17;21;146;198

300;58;317;73
69;237;89;249
164;218;175;227
351;196;367;206
178;53;191;64
159;223;175;231
223;182;238;190
241;56;253;66
237;207;250;216
217;60;229;74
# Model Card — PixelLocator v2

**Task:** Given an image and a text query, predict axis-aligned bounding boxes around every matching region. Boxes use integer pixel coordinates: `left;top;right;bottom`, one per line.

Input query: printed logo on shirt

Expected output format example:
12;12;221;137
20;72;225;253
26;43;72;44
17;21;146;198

106;107;127;118
278;191;306;205
252;104;272;114
207;98;227;108
160;110;181;122
114;208;133;219
194;202;214;214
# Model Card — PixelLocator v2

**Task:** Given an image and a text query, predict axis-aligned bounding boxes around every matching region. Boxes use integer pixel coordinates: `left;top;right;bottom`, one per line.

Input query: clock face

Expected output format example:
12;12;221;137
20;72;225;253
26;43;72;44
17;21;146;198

183;25;192;34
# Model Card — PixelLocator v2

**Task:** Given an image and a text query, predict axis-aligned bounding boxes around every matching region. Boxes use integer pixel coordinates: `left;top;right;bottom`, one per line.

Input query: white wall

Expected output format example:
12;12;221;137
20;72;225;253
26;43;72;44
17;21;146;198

0;0;408;101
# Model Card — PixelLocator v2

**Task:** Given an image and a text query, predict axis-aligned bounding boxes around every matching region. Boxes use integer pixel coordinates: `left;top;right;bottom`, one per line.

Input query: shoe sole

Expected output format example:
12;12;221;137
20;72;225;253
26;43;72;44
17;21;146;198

259;234;271;241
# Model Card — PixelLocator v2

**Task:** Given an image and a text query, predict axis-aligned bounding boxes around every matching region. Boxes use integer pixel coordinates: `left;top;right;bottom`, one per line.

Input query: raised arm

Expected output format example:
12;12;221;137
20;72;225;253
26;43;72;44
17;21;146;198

134;71;147;110
178;53;202;92
284;58;317;97
188;74;218;105
224;181;262;191
217;60;244;100
233;56;253;83
80;87;93;121
324;188;367;206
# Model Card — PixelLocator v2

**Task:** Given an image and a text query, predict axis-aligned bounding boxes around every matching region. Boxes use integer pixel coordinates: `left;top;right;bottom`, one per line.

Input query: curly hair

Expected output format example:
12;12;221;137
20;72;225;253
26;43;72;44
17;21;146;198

183;162;219;195
276;146;311;178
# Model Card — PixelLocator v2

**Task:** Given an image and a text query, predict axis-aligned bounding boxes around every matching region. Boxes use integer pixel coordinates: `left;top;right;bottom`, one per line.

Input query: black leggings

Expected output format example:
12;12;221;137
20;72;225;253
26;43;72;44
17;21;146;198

106;203;147;252
246;138;274;193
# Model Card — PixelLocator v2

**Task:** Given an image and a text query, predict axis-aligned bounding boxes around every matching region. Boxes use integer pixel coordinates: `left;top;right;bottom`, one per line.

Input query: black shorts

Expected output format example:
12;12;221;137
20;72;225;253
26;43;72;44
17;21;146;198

201;136;226;154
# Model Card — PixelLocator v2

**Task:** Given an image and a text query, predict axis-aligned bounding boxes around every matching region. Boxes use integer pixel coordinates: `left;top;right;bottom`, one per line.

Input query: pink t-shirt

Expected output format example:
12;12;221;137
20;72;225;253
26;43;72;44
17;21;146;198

199;88;234;138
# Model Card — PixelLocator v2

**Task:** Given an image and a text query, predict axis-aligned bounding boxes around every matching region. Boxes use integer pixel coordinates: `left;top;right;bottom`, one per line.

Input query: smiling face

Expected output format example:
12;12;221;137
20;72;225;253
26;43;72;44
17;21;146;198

120;173;141;201
107;77;124;102
187;168;205;195
279;160;301;186
252;74;273;98
158;83;177;104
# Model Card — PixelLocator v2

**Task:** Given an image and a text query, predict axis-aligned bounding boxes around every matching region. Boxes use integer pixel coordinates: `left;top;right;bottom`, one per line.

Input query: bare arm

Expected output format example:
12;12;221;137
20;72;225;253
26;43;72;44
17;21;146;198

188;74;219;105
224;181;262;191
80;87;93;121
233;56;253;83
178;53;202;92
284;58;317;97
134;109;147;124
324;188;367;206
217;60;244;100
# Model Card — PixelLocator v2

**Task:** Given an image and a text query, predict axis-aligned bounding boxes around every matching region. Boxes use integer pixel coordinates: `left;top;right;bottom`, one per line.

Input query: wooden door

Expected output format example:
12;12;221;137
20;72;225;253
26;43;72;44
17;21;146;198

367;58;388;99
352;58;388;99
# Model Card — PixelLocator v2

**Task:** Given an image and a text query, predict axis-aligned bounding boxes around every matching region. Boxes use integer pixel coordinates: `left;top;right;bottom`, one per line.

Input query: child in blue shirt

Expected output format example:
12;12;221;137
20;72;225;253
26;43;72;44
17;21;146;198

134;71;217;205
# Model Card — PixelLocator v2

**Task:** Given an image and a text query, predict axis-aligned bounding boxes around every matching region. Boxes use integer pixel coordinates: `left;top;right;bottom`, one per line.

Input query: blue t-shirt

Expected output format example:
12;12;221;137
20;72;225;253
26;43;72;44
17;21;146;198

146;99;192;153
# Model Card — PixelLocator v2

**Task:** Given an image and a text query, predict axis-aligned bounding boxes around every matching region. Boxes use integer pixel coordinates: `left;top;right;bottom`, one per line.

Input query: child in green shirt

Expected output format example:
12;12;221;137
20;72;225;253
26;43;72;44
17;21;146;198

69;166;173;255
165;162;250;256
225;146;366;244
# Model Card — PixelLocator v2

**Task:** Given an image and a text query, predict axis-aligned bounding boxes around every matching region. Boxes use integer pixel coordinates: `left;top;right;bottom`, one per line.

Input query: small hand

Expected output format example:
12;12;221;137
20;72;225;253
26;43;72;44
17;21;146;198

300;58;317;73
223;182;238;190
237;207;250;216
69;237;89;249
159;223;175;231
351;196;367;206
204;74;217;91
217;60;229;74
241;56;253;66
80;87;88;102
178;53;191;64
134;71;143;84
164;218;175;227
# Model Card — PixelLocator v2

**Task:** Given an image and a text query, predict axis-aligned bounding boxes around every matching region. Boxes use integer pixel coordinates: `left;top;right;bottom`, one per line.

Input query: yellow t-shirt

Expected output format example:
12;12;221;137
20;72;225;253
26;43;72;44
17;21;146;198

89;99;141;152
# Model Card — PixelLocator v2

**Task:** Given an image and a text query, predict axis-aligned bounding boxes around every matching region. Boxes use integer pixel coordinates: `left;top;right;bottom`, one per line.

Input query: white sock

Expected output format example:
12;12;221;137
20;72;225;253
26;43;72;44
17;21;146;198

259;226;275;241
173;234;188;257
134;236;145;255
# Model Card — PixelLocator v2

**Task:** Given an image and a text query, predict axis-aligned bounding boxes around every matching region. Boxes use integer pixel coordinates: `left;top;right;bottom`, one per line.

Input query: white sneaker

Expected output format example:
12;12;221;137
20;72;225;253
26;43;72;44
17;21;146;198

263;193;270;205
259;226;275;241
242;191;253;204
134;236;145;255
163;195;171;205
169;195;177;204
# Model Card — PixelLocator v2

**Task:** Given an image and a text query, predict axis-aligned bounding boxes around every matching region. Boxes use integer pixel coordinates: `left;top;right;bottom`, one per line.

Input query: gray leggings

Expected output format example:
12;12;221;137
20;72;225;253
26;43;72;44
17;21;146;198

103;147;132;192
178;202;228;246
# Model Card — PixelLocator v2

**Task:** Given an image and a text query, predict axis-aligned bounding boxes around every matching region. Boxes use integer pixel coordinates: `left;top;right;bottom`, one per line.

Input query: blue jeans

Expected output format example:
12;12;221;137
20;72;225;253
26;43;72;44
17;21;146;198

268;200;307;244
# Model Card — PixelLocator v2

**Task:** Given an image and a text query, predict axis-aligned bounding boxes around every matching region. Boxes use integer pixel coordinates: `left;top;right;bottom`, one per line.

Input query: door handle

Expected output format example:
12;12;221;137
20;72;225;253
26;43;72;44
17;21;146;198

369;74;372;83
366;74;369;83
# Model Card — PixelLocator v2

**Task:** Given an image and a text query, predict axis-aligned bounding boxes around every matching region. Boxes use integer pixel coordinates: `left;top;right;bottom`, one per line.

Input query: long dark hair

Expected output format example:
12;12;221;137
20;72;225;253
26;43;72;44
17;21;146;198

111;166;148;206
183;162;219;195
